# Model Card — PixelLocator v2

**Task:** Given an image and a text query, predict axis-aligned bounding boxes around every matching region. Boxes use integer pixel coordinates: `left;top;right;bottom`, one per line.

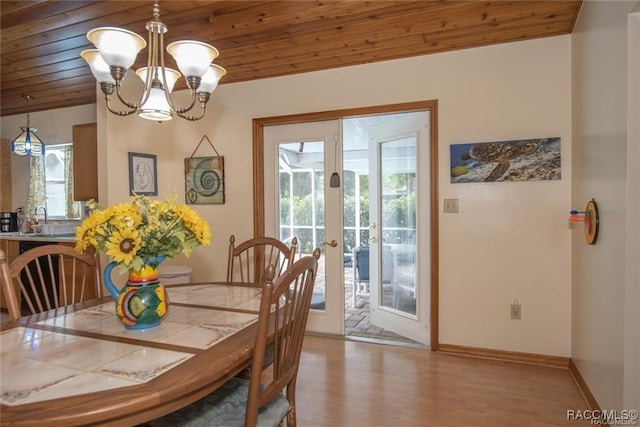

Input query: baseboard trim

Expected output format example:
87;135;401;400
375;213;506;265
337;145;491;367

568;359;602;411
437;343;570;368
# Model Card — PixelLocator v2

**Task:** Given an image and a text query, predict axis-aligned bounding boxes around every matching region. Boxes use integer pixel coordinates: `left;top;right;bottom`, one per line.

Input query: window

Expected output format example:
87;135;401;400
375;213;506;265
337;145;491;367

44;144;80;219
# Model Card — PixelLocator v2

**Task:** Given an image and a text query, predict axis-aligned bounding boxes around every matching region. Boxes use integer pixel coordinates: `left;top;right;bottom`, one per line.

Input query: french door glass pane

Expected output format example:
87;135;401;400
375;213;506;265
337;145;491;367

278;141;326;310
379;137;417;315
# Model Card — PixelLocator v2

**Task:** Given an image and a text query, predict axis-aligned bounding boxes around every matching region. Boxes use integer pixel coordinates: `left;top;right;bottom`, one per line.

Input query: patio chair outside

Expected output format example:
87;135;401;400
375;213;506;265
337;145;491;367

352;245;394;308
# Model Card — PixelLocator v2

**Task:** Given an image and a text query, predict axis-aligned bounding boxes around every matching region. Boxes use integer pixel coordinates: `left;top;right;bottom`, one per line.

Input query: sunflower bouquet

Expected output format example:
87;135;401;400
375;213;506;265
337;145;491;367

75;195;211;273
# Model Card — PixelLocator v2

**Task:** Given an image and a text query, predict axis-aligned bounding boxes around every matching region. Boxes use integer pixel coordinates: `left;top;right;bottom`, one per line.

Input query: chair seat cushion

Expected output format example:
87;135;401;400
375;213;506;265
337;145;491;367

152;378;290;427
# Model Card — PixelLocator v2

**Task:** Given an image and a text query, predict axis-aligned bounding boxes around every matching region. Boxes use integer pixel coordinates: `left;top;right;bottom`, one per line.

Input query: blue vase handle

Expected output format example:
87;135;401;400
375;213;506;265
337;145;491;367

102;257;167;300
147;256;167;268
103;261;122;300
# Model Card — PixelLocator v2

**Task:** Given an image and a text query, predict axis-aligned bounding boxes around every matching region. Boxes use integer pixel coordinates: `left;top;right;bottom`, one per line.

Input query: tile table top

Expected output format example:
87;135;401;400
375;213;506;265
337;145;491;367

0;283;260;408
1;327;191;406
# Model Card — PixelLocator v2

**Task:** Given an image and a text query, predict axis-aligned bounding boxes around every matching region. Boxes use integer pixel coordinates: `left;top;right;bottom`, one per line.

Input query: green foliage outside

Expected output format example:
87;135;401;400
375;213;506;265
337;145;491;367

279;169;416;253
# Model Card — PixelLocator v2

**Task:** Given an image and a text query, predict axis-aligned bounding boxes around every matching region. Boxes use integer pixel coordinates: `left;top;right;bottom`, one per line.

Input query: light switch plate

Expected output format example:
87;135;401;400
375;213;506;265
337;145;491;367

443;198;459;213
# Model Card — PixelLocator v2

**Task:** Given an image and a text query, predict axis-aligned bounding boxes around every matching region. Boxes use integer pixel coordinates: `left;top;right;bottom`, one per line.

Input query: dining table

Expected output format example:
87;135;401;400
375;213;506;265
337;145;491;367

0;282;264;426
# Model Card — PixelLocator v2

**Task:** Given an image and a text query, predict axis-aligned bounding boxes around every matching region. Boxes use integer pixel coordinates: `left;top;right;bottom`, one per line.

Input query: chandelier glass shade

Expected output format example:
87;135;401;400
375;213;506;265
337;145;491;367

11;96;44;157
11;126;44;157
81;1;226;122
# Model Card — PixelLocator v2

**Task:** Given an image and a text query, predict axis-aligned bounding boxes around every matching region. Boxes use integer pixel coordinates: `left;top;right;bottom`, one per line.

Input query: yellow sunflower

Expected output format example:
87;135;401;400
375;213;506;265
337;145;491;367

176;205;208;237
75;212;102;252
178;205;199;225
74;236;90;252
106;228;141;266
109;203;142;229
75;195;210;271
192;220;211;245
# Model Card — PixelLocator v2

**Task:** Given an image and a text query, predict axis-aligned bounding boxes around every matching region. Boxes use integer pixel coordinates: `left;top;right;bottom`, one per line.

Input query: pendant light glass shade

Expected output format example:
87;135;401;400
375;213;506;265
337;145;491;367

167;41;219;79
135;67;181;93
136;66;181;121
86;27;146;69
137;87;173;121
11;127;44;157
199;64;227;94
81;49;115;84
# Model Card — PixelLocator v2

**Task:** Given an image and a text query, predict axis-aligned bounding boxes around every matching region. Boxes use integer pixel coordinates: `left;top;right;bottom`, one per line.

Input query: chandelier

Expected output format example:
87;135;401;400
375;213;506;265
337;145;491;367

11;95;44;157
81;1;226;122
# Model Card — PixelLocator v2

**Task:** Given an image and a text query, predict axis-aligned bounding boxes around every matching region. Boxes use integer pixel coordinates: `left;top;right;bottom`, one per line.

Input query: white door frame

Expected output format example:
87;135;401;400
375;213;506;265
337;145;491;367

252;100;441;350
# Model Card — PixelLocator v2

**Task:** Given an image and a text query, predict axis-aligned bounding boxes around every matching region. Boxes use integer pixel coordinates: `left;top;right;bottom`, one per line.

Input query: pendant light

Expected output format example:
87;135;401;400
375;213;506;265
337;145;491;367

330;133;341;188
11;95;44;157
81;0;226;122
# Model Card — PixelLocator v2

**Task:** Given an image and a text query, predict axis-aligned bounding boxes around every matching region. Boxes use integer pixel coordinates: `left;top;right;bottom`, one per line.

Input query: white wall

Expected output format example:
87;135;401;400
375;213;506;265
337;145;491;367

1;105;96;211
437;41;572;356
571;0;639;411
1;35;573;358
97;36;572;357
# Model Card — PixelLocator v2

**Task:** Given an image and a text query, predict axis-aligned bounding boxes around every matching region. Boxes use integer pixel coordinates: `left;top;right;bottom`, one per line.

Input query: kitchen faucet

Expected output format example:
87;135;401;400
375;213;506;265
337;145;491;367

35;205;47;224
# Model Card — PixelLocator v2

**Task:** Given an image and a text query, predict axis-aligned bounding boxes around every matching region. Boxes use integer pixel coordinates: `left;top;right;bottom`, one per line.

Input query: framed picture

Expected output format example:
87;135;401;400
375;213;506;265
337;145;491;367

450;137;561;183
128;152;158;196
184;156;225;204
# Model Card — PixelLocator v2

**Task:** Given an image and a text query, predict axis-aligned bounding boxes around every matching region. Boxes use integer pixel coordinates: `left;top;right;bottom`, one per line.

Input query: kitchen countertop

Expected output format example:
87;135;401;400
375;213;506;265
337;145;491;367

0;232;76;243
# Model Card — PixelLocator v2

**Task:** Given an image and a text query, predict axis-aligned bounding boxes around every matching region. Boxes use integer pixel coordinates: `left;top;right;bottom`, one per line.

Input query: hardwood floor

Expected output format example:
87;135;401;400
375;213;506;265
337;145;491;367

295;336;590;426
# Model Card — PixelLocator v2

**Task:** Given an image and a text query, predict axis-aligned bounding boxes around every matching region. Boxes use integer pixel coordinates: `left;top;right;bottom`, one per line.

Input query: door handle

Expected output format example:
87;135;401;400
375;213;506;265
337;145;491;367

369;223;376;230
323;240;338;247
369;237;377;244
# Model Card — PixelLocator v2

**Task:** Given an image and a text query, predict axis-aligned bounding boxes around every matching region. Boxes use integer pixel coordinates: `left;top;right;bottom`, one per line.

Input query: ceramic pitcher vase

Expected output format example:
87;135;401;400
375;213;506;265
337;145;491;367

103;257;169;329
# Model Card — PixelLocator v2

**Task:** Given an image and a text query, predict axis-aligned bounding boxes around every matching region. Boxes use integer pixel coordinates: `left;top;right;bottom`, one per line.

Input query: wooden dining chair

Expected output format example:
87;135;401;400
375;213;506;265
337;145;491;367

227;235;299;379
0;249;20;320
227;234;298;286
152;248;321;427
1;244;102;319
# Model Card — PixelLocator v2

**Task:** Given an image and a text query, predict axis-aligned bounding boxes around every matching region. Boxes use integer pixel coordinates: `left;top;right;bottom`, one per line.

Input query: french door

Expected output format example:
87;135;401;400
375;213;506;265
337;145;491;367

263;112;431;345
367;112;430;344
264;120;344;335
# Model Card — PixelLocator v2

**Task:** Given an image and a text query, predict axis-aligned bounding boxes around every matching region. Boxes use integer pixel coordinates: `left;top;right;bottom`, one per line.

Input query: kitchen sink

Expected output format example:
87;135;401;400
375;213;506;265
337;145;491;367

0;231;75;238
0;221;79;238
33;222;79;236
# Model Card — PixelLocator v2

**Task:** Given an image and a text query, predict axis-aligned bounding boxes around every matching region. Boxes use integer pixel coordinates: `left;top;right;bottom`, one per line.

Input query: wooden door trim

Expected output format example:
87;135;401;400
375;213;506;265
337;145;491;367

252;100;439;350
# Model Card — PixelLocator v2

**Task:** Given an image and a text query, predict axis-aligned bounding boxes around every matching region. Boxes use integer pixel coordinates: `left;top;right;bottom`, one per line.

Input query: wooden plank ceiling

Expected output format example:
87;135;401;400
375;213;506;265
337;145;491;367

1;0;582;117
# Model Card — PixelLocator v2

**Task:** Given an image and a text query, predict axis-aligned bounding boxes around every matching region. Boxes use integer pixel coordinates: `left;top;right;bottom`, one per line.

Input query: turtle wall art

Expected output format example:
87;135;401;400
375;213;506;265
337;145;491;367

450;137;561;183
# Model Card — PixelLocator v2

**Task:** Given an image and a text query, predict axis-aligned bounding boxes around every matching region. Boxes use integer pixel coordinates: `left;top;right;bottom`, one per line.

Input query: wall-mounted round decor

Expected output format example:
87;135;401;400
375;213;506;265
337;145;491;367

584;199;599;245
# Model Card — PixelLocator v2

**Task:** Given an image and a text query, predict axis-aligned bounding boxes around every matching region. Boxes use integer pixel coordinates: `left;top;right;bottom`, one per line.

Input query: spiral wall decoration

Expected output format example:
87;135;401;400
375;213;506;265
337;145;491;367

184;156;225;204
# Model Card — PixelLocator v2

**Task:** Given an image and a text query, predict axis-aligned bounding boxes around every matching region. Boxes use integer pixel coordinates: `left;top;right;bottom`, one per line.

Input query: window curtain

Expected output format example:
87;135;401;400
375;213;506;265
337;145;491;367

64;145;79;218
26;155;46;220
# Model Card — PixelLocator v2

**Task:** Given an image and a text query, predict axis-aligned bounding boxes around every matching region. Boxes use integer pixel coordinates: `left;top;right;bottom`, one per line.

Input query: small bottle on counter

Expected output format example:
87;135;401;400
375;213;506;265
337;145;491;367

24;214;36;234
16;207;26;232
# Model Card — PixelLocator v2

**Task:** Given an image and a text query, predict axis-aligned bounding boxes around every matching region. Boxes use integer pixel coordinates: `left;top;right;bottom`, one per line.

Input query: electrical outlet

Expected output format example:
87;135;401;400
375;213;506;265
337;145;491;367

443;198;459;213
510;299;521;320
